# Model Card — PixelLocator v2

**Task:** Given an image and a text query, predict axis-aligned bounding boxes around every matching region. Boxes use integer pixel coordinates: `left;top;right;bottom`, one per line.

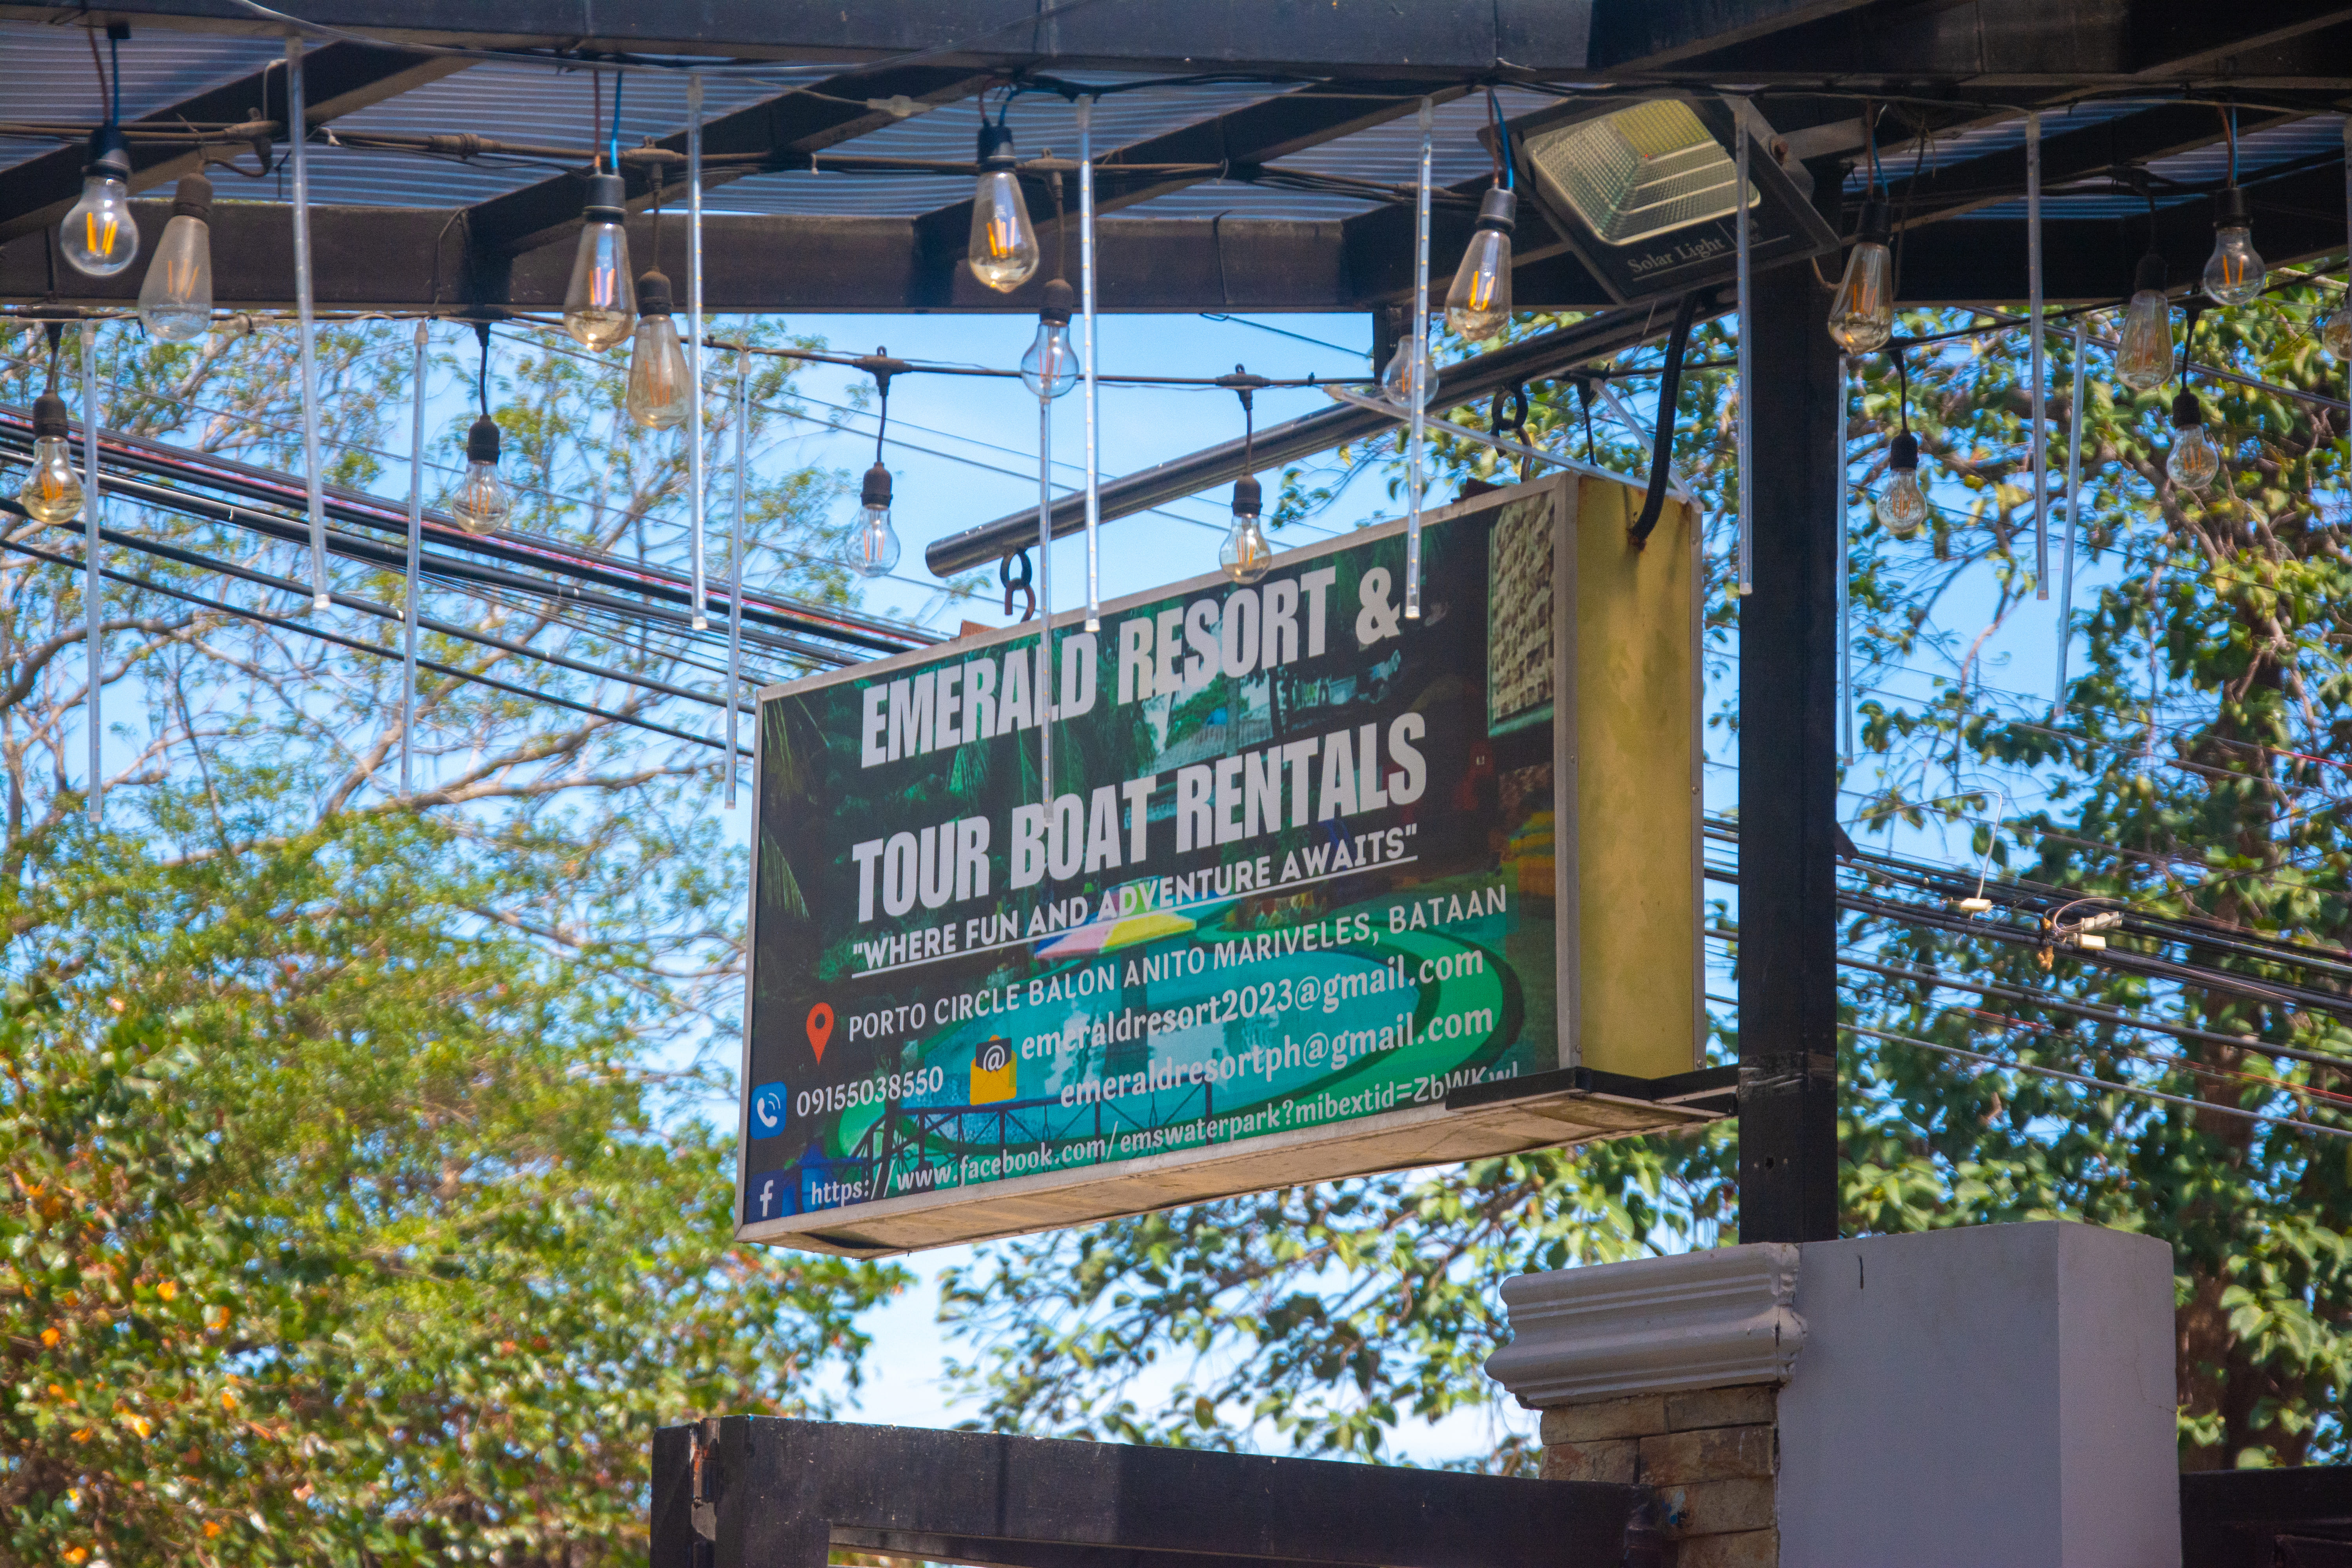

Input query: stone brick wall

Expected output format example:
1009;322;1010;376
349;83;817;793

1540;1385;1777;1568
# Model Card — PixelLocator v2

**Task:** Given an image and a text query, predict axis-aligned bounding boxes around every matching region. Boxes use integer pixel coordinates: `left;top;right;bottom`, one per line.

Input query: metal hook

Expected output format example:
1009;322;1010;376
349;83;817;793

1001;550;1036;620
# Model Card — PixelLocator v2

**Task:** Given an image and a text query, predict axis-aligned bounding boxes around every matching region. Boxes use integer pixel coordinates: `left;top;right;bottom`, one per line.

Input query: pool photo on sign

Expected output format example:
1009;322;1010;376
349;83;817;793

732;473;1704;1256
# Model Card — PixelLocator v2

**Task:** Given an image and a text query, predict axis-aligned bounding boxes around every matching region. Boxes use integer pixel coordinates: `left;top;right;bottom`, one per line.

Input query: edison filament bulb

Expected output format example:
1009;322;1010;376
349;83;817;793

849;463;900;578
562;172;637;351
2114;253;2173;393
2201;187;2267;307
1827;200;1895;354
453;414;513;533
1875;431;1927;538
2166;391;2220;491
624;269;692;431
1444;187;1516;341
60;127;139;278
1379;337;1427;410
1220;476;1274;584
2321;299;2352;360
136;173;214;342
17;394;85;525
1020;278;1079;399
968;124;1039;294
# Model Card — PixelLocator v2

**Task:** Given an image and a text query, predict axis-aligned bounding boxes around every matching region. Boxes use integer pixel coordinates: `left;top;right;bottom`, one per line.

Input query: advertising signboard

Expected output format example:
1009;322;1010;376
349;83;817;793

739;474;1706;1256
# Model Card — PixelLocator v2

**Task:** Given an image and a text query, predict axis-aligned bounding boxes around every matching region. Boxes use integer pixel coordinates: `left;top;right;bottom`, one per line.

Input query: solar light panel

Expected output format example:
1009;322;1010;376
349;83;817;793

1524;101;1755;248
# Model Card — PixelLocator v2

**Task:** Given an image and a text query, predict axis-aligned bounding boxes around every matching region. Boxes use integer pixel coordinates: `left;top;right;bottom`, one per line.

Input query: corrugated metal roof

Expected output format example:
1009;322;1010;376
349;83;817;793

0;21;285;172
0;21;2336;238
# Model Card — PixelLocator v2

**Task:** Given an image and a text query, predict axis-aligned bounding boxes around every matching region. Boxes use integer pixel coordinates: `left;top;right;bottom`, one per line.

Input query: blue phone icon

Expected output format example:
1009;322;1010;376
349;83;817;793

750;1082;788;1135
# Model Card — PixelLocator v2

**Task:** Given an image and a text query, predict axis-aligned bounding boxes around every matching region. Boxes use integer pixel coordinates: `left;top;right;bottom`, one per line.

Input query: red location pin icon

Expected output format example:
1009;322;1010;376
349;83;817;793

806;1002;834;1063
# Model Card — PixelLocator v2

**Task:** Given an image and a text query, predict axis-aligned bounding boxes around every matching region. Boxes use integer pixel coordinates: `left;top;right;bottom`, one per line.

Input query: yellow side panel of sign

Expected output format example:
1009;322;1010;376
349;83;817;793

1565;475;1700;1078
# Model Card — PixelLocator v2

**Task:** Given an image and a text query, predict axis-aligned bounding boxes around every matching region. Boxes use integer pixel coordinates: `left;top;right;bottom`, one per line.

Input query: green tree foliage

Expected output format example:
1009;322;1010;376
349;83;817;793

947;279;2352;1471
2;320;905;1563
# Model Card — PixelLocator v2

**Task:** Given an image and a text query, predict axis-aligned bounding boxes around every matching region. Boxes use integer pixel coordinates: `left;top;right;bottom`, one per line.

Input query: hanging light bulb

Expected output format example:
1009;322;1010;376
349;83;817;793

1826;200;1895;354
453;414;513;533
2201;187;2266;307
1020;277;1079;399
1379;336;1427;410
1220;475;1273;584
59;126;139;278
1445;188;1515;341
17;393;85;525
2113;252;2173;392
968;123;1040;294
1875;430;1928;537
850;462;900;577
2320;295;2352;359
562;172;637;352
134;172;214;342
625;269;691;430
2166;390;2220;490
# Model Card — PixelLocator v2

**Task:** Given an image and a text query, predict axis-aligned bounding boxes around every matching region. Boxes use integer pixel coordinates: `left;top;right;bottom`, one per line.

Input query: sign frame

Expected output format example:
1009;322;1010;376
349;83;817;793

734;473;1708;1256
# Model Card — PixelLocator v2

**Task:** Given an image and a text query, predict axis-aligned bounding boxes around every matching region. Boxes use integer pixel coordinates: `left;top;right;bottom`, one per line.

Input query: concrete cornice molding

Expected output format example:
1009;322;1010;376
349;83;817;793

1484;1243;1806;1406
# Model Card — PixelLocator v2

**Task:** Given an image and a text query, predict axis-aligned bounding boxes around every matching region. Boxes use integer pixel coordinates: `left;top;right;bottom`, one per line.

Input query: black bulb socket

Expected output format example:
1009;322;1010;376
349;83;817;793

171;172;213;222
636;267;674;317
1232;475;1263;517
978;122;1017;171
2132;251;2167;296
1857;199;1893;247
583;171;627;223
861;461;893;510
2213;185;2252;229
1039;276;1075;326
1888;430;1919;472
2170;390;2205;431
1474;186;1517;234
84;124;131;180
466;413;502;464
32;393;71;439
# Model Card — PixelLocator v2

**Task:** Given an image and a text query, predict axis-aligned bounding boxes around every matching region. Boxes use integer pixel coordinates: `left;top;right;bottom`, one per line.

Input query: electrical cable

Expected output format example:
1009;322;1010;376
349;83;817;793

0;528;744;756
1846;1025;2352;1142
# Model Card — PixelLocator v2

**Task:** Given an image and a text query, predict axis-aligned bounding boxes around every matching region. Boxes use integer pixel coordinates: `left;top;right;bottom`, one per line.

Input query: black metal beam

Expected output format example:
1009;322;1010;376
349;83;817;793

458;62;991;262
904;81;1467;310
652;1419;1660;1568
1587;0;1883;72
1890;158;2351;304
0;1;1594;77
0;203;1353;311
924;288;1732;575
1878;104;2306;230
1736;195;1842;1245
9;163;2342;315
2180;1466;2352;1568
0;41;462;242
1656;0;2352;83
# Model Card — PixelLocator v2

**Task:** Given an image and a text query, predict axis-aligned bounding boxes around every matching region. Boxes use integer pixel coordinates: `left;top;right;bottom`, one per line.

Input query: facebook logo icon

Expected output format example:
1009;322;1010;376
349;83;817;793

749;1082;787;1136
746;1170;790;1221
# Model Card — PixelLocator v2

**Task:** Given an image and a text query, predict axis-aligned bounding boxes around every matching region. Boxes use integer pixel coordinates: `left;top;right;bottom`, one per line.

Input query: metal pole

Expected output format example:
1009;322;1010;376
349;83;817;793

1037;396;1054;801
1737;255;1842;1244
1837;353;1852;763
687;72;709;630
2056;320;2087;708
80;320;103;823
1405;98;1433;619
1735;119;1755;597
727;344;749;807
2027;110;2048;599
403;319;427;797
1080;95;1102;633
287;36;327;610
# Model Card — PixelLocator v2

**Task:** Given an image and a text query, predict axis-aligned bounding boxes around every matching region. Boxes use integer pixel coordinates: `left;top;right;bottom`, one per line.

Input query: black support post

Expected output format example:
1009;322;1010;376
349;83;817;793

1736;255;1842;1244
